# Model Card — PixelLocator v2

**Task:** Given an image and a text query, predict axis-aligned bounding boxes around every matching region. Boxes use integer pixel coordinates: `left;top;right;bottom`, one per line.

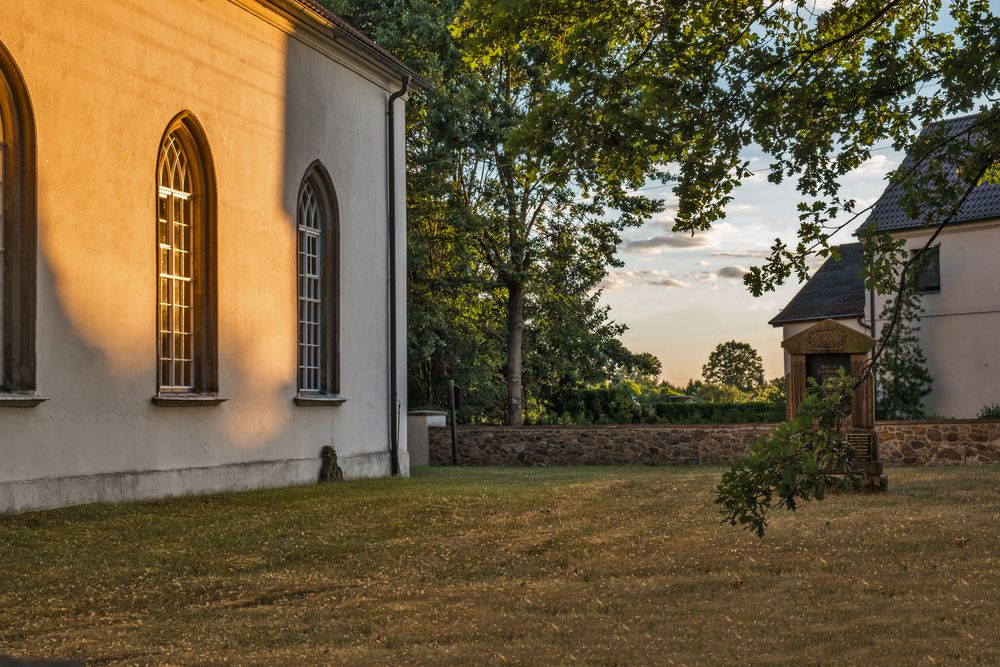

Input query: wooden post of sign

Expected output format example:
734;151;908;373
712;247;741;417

448;379;458;466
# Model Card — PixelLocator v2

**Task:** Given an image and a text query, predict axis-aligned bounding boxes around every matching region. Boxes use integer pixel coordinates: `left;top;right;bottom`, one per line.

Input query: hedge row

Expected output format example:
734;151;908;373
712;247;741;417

543;386;784;424
652;401;784;424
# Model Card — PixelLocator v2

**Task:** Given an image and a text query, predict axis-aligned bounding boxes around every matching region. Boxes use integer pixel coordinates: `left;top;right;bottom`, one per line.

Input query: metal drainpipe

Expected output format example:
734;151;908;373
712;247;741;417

387;75;410;476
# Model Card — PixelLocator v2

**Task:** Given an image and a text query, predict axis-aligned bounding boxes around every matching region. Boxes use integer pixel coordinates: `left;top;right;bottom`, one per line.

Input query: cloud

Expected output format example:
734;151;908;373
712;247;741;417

710;249;769;259
649;277;690;288
690;265;751;282
844;153;896;179
717;265;750;279
621;234;707;254
601;269;690;291
691;271;718;283
695;259;710;267
649;203;680;228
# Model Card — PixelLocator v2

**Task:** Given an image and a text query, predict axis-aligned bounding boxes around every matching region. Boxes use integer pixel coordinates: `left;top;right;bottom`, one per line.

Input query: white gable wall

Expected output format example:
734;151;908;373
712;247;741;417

0;0;409;511
871;219;1000;418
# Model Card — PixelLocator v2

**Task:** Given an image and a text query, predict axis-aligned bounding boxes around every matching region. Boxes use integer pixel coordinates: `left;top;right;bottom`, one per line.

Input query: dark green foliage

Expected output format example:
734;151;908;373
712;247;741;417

535;385;783;425
716;371;860;537
701;341;766;393
978;404;1000;419
324;0;662;424
876;284;933;420
456;1;1000;301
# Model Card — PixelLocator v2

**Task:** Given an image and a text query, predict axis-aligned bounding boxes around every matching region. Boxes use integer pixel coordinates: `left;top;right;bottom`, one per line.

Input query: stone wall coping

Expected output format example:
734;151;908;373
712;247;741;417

429;423;779;430
429;419;1000;430
876;419;1000;426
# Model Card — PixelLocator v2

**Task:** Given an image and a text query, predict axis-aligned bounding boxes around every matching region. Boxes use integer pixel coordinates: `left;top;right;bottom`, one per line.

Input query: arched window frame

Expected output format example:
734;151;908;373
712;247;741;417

294;161;341;404
153;112;221;405
0;41;40;404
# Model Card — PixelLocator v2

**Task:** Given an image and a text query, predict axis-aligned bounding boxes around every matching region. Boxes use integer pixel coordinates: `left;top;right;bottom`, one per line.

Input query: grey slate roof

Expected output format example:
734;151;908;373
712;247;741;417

769;243;865;326
295;0;431;90
866;114;1000;233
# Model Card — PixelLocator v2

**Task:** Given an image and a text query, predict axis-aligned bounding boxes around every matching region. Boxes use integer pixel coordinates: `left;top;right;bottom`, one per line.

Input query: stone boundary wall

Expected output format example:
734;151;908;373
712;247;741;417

427;420;1000;467
429;424;775;467
878;420;1000;465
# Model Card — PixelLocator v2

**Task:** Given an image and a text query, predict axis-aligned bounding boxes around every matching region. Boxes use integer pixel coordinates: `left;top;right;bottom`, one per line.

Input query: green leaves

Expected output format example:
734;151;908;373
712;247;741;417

702;341;766;394
875;281;933;420
456;0;1000;295
715;371;860;537
327;0;662;423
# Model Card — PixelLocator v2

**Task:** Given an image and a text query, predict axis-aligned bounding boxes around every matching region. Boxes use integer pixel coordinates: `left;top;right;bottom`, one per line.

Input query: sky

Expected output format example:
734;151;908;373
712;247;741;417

600;148;903;386
596;0;999;386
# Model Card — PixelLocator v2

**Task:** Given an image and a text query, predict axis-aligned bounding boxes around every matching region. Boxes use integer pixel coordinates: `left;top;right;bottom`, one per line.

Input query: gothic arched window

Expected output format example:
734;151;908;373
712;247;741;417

155;113;218;401
296;162;339;399
0;41;38;400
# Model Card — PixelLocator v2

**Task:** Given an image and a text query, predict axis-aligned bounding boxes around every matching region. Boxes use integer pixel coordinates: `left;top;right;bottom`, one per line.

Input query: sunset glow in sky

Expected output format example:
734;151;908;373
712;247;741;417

601;148;903;385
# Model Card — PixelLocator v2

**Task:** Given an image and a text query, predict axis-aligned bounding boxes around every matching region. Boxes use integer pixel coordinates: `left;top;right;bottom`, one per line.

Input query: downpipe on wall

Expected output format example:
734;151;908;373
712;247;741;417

387;75;410;476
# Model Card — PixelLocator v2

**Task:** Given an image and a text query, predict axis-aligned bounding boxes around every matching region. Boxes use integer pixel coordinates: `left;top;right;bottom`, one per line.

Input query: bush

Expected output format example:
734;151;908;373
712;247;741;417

653;401;784;424
978;404;1000;419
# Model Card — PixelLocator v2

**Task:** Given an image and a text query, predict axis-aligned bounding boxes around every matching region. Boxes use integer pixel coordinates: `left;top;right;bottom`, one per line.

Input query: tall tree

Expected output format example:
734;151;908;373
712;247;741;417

326;0;662;424
454;1;1000;303
451;0;999;529
701;341;765;393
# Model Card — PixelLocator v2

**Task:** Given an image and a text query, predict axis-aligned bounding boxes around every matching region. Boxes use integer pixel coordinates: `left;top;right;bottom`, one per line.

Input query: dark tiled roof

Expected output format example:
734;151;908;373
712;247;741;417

769;243;865;326
293;0;430;90
866;114;1000;233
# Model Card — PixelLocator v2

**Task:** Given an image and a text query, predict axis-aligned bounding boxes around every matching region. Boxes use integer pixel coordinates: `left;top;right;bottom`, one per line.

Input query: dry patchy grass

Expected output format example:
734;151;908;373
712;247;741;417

2;466;999;665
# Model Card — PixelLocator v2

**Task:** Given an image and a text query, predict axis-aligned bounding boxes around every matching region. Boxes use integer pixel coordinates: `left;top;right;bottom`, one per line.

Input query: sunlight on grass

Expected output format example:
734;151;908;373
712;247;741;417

2;466;999;665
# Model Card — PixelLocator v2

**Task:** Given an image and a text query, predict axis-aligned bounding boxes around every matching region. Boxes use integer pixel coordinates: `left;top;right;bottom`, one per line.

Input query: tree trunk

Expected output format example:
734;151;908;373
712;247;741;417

505;281;524;426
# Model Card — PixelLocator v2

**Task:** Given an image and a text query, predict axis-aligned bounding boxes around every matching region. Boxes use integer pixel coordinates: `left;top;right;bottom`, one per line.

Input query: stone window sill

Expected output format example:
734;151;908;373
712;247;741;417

152;394;228;407
0;394;49;408
294;394;348;406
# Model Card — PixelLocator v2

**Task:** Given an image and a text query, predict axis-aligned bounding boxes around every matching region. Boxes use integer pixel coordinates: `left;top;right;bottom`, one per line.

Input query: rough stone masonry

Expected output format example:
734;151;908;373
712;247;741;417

428;421;1000;467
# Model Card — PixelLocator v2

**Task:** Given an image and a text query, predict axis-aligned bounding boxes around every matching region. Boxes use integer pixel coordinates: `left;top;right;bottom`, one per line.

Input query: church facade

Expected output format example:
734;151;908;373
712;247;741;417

0;0;422;511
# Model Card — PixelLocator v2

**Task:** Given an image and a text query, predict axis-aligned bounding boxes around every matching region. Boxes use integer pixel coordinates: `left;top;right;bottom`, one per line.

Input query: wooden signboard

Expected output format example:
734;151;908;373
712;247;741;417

781;319;884;485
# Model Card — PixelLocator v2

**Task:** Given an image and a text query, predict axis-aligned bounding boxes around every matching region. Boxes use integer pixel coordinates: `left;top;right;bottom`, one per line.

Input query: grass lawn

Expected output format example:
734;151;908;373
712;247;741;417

2;466;1000;665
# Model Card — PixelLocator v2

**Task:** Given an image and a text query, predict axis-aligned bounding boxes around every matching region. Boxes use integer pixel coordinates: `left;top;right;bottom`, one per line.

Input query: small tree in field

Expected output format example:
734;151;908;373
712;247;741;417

876;285;933;420
702;341;765;394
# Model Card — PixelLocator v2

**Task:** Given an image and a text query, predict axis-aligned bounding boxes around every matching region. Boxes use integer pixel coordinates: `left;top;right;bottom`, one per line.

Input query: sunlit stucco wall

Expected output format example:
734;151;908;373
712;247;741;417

0;0;409;510
871;220;1000;418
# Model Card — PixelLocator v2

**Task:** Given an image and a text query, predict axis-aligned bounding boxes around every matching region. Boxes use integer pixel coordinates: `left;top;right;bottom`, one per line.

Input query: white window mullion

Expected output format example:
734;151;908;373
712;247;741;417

158;135;195;392
297;182;323;393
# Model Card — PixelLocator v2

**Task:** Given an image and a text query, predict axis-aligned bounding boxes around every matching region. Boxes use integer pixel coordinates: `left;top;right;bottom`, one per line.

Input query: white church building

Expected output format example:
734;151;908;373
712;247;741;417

0;0;426;511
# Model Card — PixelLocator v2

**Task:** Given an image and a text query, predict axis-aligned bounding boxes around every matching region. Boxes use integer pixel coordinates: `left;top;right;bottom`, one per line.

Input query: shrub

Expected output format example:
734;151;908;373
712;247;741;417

978;404;1000;419
653;401;784;424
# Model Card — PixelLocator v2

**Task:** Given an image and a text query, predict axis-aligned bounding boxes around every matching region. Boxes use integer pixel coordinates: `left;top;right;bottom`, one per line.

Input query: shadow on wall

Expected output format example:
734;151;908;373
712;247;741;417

27;0;308;452
18;2;405;460
280;20;394;445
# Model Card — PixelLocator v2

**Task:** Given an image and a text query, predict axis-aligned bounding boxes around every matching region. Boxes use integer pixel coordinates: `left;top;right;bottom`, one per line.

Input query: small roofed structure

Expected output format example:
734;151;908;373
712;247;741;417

770;242;870;378
769;243;865;327
781;318;884;489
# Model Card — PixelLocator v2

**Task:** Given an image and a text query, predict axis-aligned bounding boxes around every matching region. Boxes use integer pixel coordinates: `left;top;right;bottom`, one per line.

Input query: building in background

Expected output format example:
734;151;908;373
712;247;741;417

772;116;1000;418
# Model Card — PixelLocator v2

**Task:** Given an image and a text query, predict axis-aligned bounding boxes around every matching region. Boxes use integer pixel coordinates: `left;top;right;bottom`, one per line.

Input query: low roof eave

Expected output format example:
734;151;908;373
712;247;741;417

284;0;433;93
